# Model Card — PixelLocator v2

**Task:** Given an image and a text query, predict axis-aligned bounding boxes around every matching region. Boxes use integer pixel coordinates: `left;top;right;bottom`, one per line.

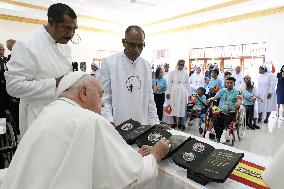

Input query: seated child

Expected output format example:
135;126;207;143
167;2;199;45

189;87;207;134
207;77;241;143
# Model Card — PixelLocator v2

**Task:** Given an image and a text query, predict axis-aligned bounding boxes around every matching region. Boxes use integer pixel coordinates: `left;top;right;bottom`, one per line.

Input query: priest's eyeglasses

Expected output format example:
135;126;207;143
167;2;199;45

125;40;145;50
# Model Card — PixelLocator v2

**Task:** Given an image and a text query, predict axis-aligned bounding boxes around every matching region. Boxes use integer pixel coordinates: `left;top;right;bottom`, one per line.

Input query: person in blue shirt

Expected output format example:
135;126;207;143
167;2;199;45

192;87;207;111
204;77;210;99
208;69;223;98
191;87;207;134
152;67;167;121
207;77;240;143
242;75;262;130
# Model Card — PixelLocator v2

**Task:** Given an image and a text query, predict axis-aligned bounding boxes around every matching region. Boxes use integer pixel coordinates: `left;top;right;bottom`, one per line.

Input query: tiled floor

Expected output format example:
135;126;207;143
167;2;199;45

181;110;284;159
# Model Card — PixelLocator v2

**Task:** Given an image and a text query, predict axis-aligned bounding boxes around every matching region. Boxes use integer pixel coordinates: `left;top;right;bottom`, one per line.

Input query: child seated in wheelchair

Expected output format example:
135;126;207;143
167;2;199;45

206;77;241;143
188;87;207;134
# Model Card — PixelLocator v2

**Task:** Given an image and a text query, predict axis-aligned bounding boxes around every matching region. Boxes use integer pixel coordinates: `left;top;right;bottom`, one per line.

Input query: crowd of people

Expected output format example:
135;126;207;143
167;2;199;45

151;62;284;132
0;2;284;189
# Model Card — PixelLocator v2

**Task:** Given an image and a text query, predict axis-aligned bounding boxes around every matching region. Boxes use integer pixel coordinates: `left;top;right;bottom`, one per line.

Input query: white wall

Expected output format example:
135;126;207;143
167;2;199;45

149;13;284;72
1;13;283;73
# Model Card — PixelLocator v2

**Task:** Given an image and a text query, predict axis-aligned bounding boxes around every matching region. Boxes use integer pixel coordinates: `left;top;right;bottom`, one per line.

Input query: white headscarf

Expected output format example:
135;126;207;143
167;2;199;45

260;64;271;73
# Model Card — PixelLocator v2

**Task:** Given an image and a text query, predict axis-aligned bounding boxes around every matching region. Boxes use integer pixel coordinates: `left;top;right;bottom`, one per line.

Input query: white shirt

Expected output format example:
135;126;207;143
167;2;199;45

189;72;204;91
5;26;72;137
232;73;245;91
100;52;159;126
1;98;158;189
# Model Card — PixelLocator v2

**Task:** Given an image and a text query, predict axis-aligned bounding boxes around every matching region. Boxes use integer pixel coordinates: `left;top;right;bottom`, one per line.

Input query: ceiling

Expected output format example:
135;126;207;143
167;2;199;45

0;0;284;34
13;0;232;24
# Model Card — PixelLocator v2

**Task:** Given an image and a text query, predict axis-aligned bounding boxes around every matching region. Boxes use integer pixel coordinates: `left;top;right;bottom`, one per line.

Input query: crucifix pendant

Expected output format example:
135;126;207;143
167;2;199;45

129;84;133;92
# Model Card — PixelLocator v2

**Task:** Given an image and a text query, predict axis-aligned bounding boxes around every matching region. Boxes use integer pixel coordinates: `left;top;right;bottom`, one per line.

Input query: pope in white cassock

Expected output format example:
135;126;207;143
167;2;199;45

188;66;204;93
100;25;160;126
4;3;77;137
232;66;245;91
166;60;190;130
0;71;170;189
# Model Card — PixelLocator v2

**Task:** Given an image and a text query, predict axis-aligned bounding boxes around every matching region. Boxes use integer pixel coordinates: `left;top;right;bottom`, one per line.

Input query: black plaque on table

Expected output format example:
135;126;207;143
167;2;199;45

116;119;154;144
135;126;172;147
172;138;244;185
136;127;190;158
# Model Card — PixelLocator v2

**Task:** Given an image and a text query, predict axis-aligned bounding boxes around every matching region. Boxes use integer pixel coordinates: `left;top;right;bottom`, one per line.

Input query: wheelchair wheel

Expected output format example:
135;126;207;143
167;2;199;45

237;109;246;139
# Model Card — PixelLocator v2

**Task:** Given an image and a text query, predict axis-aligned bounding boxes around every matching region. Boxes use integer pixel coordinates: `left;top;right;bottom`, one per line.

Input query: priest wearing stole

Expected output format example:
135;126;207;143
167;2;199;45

4;3;77;137
100;25;160;126
1;72;170;189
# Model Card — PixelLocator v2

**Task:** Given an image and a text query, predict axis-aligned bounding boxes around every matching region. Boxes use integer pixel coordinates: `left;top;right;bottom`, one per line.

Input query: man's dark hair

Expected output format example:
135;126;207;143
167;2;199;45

6;39;16;44
226;76;236;83
178;59;185;64
212;69;219;75
197;87;206;94
164;63;169;68
155;67;163;78
47;3;77;23
224;71;231;77
125;25;145;38
259;66;267;73
280;65;284;73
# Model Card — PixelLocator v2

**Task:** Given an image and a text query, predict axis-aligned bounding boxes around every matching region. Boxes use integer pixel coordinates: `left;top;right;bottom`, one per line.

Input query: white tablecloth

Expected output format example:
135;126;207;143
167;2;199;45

137;129;271;189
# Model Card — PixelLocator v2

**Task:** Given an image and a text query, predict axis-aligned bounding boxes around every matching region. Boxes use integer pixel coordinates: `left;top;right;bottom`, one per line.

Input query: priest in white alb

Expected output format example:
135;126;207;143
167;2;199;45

0;71;170;189
232;65;245;91
4;3;77;137
100;25;160;126
188;66;204;93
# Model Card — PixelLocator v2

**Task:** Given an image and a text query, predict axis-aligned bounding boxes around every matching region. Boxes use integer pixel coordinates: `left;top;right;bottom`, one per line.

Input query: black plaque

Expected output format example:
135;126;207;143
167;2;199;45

135;126;172;147
136;127;191;159
116;119;153;144
195;149;244;183
172;138;244;185
167;135;190;158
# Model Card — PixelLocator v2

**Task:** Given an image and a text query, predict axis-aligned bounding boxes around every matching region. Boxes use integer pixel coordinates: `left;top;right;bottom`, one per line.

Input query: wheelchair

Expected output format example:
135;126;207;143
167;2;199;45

0;110;18;169
203;101;246;146
185;95;207;134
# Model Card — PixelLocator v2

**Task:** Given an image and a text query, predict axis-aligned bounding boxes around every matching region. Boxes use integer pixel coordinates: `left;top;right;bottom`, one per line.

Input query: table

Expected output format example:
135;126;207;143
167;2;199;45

137;129;271;189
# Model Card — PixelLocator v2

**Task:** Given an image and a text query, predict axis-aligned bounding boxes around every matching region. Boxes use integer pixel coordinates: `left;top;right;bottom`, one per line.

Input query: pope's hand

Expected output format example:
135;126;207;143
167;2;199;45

138;145;153;157
152;138;170;162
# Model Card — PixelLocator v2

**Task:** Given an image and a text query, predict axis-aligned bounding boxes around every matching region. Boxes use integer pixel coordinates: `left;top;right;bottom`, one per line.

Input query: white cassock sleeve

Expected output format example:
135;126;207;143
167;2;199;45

262;144;284;189
100;59;114;123
166;72;173;95
148;84;160;126
136;155;158;185
4;41;56;101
